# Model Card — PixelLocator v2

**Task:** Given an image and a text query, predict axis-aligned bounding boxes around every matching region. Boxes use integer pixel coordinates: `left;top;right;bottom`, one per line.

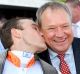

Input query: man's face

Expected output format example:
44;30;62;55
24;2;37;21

66;2;80;23
20;19;47;52
72;6;80;23
40;8;74;53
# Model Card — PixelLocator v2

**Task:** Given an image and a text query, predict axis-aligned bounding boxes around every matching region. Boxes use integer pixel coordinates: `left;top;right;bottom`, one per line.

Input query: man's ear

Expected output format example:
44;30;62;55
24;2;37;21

11;28;21;38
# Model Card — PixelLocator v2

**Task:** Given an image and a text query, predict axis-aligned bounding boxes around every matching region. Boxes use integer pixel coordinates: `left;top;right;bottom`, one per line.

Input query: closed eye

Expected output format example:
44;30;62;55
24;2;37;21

32;24;38;30
49;28;55;29
48;27;56;30
63;25;70;28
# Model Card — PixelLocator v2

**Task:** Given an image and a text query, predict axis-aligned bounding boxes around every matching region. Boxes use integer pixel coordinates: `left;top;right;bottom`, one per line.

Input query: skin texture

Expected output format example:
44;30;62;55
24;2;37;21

39;8;74;54
11;19;47;53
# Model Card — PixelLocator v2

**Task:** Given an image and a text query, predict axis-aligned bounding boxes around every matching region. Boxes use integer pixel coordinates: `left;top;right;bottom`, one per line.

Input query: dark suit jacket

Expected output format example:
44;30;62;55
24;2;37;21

38;37;80;74
0;49;58;74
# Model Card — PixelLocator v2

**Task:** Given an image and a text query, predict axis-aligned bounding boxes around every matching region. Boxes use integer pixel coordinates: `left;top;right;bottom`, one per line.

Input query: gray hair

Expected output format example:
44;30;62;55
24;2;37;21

36;1;72;27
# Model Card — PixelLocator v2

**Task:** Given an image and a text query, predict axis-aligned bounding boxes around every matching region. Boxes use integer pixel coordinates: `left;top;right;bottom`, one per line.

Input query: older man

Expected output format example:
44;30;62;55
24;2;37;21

37;2;80;74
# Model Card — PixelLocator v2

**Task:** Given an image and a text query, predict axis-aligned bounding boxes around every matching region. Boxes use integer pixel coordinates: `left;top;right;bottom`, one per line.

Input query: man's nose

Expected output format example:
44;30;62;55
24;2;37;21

55;27;65;37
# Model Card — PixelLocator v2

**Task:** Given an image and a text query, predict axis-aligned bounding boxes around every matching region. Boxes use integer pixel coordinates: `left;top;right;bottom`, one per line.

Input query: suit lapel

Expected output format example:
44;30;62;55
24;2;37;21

38;49;52;65
39;58;58;74
72;38;80;74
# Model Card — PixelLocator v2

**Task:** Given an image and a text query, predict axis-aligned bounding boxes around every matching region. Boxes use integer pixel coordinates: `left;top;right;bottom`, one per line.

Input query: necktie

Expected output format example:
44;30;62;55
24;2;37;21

58;54;71;74
7;51;35;68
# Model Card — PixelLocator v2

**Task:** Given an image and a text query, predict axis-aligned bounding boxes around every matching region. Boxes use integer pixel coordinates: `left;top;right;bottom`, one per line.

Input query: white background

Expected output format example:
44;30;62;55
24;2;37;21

0;0;51;8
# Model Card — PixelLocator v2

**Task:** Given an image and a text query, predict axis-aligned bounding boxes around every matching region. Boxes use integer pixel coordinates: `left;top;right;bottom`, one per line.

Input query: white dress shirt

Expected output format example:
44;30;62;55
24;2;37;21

49;46;76;74
72;21;80;38
3;50;43;74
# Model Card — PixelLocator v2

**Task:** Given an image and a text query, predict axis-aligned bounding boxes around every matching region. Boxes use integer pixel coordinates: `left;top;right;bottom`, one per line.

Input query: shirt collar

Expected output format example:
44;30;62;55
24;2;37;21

49;46;73;60
11;50;34;60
